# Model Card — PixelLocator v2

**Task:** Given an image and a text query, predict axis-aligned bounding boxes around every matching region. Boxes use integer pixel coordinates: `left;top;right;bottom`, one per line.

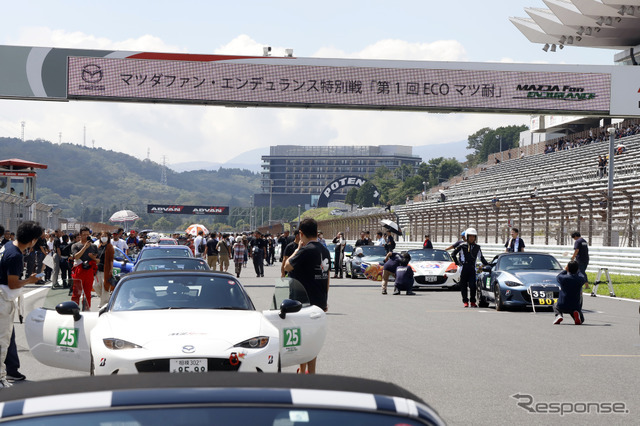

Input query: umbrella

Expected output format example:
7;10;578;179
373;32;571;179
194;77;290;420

109;210;139;223
381;219;402;235
186;224;209;236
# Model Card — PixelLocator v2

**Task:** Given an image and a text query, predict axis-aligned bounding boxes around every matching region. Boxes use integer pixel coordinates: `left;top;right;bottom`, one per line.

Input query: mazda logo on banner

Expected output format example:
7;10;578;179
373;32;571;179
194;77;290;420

81;64;103;84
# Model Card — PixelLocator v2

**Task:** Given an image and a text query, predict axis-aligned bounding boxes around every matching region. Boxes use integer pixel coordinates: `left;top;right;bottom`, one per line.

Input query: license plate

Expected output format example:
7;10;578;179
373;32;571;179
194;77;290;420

425;276;437;282
169;358;207;373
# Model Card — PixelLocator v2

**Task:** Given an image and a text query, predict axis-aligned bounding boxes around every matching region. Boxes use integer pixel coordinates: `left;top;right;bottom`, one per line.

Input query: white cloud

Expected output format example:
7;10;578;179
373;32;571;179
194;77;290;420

0;29;527;166
6;27;184;52
314;39;467;61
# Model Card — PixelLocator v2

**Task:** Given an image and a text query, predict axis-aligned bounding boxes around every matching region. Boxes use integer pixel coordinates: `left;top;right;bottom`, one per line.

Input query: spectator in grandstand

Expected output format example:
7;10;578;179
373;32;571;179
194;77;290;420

570;231;590;290
615;143;626;155
530;186;538;198
597;155;606;178
504;228;525;253
491;195;500;209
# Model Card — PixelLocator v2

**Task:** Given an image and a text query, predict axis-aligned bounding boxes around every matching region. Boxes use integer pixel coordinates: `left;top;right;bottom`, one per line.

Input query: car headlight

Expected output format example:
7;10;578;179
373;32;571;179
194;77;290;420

103;338;142;350
234;336;270;349
504;281;522;287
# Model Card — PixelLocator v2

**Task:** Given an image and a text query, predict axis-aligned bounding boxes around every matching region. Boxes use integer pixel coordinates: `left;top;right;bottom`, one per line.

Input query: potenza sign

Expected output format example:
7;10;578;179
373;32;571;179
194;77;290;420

67;56;611;115
147;204;229;215
317;176;380;208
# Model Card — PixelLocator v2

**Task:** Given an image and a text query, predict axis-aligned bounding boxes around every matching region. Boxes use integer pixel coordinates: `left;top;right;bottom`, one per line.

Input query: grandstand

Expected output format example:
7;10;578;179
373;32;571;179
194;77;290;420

397;126;640;248
318;120;640;253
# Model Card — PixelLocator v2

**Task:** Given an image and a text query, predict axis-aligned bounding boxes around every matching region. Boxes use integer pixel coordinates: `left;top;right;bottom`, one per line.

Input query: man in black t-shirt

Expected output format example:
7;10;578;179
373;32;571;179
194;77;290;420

249;231;267;277
51;229;62;288
278;231;292;262
284;219;330;375
280;230;299;278
204;234;219;270
571;231;590;289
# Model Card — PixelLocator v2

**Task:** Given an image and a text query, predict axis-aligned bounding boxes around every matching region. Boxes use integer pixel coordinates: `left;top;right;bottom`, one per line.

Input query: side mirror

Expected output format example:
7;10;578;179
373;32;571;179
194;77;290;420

114;256;124;262
56;301;82;322
482;265;493;272
279;299;302;319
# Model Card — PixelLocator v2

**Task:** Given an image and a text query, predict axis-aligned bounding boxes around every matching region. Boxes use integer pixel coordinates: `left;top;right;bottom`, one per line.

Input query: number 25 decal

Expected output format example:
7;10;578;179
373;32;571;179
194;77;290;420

283;328;301;347
57;328;79;348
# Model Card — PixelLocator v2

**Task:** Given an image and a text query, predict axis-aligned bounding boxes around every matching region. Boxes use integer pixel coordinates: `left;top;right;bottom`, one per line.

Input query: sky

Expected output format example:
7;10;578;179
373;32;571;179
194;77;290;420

0;0;618;167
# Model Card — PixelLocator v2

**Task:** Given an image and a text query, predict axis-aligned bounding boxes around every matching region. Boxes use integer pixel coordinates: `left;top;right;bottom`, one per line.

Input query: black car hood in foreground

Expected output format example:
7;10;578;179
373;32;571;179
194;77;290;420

0;373;445;425
505;270;561;285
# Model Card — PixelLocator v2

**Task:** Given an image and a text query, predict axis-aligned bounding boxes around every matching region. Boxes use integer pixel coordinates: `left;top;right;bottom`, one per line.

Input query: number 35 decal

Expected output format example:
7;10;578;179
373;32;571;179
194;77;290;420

283;328;301;347
57;328;79;348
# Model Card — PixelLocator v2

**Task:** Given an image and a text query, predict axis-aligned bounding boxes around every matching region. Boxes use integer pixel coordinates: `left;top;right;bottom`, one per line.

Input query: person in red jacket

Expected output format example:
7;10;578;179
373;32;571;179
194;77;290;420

70;227;98;310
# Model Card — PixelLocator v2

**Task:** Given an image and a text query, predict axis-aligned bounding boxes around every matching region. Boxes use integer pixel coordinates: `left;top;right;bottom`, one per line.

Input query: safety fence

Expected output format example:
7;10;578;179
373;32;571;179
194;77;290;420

0;193;62;233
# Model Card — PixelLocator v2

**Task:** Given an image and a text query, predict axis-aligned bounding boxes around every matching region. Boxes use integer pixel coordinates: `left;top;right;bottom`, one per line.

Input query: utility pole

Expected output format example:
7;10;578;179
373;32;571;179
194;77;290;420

21;121;25;142
268;180;273;227
161;156;168;186
607;127;615;246
83;125;86;147
59;132;62;144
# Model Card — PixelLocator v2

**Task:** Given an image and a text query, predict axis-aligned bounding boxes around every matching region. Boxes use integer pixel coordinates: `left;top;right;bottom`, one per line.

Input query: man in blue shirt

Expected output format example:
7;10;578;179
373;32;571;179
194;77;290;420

553;260;586;325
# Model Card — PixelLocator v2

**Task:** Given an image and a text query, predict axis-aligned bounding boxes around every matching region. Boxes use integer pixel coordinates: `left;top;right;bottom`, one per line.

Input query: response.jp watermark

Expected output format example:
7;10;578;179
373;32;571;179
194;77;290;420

511;393;629;416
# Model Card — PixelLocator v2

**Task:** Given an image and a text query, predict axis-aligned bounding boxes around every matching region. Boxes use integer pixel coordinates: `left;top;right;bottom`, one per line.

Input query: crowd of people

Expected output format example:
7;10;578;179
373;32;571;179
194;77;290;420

544;121;640;154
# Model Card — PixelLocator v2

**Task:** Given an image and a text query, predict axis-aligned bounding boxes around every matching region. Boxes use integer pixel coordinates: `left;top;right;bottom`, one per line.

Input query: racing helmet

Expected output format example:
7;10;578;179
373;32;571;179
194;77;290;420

354;247;364;256
465;227;478;236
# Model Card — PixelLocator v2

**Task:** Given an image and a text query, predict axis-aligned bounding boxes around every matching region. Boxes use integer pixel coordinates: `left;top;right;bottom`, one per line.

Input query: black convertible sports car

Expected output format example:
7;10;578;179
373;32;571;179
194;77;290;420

476;252;562;311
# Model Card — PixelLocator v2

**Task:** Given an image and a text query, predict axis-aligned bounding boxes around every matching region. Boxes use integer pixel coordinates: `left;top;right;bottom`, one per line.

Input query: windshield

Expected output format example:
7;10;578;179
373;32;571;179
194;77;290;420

138;247;192;260
111;274;254;311
359;246;387;257
408;249;452;262
497;254;562;271
134;258;210;272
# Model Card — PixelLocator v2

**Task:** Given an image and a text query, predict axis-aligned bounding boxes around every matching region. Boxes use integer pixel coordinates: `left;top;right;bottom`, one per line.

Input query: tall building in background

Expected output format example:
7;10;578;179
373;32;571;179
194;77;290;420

255;145;421;208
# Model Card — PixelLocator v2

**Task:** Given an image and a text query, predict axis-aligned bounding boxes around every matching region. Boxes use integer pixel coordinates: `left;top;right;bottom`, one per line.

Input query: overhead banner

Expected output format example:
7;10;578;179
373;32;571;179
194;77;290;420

68;56;611;115
147;204;229;215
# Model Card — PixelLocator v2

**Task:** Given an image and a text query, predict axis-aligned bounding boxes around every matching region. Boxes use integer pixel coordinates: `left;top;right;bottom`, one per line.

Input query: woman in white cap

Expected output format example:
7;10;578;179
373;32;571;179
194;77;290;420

451;228;488;308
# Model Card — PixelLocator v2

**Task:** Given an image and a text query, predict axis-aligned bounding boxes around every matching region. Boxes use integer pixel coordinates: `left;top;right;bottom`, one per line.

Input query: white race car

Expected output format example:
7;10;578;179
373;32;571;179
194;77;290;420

407;249;460;289
25;271;326;374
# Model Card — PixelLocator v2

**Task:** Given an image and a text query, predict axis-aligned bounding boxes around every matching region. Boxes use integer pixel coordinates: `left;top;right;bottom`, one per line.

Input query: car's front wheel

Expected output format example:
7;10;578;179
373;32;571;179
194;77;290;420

494;285;505;311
